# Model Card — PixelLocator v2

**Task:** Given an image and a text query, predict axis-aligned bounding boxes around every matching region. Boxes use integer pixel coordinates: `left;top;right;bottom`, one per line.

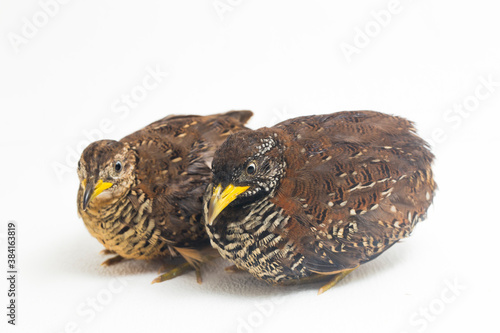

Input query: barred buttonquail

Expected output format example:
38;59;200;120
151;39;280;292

204;111;436;293
77;111;253;283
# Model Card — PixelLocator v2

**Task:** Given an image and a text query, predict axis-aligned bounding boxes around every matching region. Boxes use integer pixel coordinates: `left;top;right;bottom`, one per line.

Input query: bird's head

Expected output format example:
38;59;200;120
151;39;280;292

206;129;286;226
77;140;137;211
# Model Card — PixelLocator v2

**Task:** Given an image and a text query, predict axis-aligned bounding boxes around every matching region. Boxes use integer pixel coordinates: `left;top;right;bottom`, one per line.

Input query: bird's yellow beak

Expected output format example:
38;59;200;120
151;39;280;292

207;184;249;226
82;179;113;210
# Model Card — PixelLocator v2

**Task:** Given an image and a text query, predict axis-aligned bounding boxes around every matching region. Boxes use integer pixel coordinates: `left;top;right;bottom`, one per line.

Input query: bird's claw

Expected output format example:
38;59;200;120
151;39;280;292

100;249;116;256
152;261;202;284
101;255;125;266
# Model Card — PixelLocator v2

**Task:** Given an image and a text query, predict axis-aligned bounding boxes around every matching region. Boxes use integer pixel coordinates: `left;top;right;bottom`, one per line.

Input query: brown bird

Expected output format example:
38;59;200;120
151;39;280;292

77;110;253;283
204;111;436;293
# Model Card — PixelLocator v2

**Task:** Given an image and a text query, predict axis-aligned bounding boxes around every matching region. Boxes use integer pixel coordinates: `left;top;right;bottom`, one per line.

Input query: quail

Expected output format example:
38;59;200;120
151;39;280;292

77;110;253;283
204;111;436;293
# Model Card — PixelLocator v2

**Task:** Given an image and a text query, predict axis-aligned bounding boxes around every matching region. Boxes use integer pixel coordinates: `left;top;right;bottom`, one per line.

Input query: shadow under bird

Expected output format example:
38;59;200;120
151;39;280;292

204;110;436;294
77;110;253;283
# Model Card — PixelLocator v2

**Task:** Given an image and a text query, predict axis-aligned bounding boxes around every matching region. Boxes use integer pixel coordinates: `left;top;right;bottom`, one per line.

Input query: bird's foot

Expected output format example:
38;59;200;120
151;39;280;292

100;249;116;256
157;262;177;274
317;267;357;295
101;255;125;266
152;247;219;284
224;265;245;273
152;261;202;284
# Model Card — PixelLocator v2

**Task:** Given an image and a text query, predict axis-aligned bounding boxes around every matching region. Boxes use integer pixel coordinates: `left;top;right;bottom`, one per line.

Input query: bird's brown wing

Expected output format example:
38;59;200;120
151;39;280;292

273;111;435;274
120;111;253;247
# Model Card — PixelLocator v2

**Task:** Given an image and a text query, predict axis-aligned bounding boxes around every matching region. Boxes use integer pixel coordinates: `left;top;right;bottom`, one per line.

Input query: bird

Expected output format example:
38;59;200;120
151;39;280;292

204;110;436;294
77;110;253;283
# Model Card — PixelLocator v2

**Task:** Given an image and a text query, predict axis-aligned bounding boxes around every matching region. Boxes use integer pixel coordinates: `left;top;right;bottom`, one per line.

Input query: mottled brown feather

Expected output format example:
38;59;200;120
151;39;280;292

205;111;435;283
77;111;253;263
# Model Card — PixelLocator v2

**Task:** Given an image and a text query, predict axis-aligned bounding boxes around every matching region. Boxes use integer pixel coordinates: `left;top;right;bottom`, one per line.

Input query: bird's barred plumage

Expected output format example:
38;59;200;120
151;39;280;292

204;111;436;284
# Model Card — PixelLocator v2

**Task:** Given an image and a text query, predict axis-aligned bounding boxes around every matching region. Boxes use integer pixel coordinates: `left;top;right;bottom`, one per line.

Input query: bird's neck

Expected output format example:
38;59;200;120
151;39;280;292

87;193;131;219
208;196;281;243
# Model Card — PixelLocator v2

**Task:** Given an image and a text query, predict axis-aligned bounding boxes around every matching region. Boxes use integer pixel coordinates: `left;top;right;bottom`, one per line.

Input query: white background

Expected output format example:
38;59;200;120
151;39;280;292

1;1;499;332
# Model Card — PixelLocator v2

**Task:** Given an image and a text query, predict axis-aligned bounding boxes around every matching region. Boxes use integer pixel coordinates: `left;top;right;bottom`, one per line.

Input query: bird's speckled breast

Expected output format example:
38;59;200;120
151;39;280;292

79;190;171;260
206;198;308;284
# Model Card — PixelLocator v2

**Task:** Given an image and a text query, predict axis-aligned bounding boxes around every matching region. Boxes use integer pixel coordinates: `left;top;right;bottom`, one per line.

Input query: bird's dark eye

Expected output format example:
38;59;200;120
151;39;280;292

246;162;257;175
114;161;123;173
